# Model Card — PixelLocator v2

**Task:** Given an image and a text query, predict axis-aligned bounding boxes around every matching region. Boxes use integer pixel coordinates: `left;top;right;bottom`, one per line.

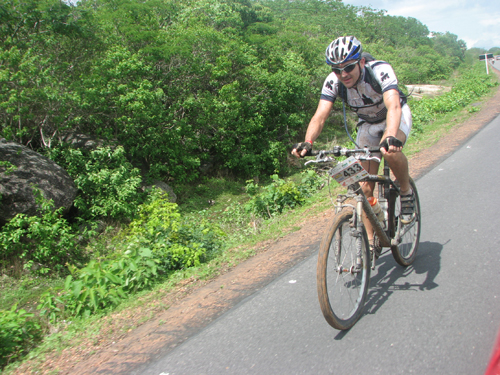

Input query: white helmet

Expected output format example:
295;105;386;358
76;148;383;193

325;36;363;66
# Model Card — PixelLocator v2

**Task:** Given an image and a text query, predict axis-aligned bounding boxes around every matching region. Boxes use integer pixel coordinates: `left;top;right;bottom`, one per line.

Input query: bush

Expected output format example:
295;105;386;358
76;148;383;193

0;305;42;368
46;145;144;221
126;189;226;271
0;188;80;275
38;189;226;321
245;170;322;218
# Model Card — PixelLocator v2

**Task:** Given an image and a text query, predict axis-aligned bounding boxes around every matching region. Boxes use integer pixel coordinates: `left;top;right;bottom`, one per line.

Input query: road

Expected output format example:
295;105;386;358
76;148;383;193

132;113;500;374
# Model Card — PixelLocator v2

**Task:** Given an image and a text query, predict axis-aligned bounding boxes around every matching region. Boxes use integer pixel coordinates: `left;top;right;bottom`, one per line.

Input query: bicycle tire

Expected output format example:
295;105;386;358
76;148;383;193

391;178;421;266
317;209;371;330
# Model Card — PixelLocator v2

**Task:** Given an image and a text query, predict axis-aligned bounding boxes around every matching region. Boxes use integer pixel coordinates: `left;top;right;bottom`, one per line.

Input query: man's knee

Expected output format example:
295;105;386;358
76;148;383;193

361;182;375;197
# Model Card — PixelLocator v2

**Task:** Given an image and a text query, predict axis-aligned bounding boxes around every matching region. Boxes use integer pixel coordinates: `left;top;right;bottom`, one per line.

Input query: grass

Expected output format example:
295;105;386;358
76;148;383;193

0;275;63;312
1;66;499;374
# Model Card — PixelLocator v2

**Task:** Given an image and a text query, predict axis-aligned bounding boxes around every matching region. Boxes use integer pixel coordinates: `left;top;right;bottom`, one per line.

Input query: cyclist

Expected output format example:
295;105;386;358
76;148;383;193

292;36;414;248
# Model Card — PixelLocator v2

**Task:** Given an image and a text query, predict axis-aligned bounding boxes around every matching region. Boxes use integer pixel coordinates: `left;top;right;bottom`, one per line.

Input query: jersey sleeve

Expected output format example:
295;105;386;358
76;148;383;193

319;72;338;103
369;61;399;93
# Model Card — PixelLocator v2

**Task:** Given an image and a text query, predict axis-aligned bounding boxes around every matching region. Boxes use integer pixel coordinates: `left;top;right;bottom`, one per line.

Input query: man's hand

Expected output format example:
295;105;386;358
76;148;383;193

291;141;313;158
380;136;403;155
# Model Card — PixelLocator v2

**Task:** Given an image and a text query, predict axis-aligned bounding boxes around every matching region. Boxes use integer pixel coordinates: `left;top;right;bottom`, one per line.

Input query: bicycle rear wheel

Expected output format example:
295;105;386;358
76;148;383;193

391;178;421;266
317;209;370;330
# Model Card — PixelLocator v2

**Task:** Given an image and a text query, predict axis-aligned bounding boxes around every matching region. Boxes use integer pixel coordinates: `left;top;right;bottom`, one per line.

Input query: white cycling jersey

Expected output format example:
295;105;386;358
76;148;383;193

320;60;402;124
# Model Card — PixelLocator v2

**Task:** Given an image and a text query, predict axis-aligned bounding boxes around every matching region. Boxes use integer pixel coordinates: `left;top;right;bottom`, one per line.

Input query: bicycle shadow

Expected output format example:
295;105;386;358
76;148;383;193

334;240;445;339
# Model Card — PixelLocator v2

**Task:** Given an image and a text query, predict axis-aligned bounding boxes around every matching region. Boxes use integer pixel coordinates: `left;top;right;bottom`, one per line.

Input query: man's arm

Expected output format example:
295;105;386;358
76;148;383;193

381;89;403;153
292;99;333;158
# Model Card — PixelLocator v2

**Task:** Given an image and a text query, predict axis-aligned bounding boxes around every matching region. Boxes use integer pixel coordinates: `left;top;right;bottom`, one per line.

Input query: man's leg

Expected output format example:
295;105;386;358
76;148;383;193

381;128;411;194
360;160;380;245
356;121;384;244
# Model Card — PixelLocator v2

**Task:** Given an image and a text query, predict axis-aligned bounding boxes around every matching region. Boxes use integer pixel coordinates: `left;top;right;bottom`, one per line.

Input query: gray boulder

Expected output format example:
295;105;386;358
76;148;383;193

60;133;108;151
0;140;77;225
143;180;177;203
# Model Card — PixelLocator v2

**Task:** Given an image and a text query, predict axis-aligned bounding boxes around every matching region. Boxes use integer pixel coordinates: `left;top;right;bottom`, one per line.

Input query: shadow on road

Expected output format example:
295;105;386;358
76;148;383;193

334;240;444;339
365;240;444;314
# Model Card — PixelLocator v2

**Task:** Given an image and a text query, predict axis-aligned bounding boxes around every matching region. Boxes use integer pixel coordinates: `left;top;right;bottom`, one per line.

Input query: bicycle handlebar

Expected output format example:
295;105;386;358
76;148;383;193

310;146;381;157
304;146;382;165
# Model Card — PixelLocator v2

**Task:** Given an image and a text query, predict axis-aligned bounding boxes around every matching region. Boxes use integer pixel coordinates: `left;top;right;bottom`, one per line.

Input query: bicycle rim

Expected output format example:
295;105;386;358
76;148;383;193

391;178;421;266
317;210;370;330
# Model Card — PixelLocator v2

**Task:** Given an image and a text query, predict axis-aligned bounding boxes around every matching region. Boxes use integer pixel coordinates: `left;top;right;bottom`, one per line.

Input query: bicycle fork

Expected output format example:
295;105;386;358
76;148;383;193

344;196;366;274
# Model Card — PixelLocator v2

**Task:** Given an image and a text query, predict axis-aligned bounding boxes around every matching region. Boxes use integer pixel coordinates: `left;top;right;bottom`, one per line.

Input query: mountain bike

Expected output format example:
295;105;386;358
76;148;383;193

305;146;421;330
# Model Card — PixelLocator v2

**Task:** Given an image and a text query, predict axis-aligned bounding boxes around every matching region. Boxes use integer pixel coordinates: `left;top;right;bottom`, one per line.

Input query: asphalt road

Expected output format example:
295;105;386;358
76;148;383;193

133;113;500;374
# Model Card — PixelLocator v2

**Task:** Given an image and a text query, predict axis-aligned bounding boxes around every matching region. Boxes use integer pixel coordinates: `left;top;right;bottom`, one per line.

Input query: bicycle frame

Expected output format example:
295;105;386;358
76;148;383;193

333;159;400;250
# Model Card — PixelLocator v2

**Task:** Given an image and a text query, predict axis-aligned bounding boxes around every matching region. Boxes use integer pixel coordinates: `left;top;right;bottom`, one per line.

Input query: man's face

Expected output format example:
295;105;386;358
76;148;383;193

333;58;365;88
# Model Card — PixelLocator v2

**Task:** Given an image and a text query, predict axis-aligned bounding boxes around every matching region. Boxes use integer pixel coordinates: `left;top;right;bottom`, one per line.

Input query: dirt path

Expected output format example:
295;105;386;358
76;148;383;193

13;68;500;375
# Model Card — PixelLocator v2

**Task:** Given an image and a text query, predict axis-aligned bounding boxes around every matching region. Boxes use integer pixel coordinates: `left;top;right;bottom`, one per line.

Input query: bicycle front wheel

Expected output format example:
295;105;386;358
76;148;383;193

391;178;421;266
317;209;371;330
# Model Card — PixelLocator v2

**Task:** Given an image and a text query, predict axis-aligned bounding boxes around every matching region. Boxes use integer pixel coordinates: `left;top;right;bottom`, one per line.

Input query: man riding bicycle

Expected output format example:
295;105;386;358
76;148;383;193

292;36;415;249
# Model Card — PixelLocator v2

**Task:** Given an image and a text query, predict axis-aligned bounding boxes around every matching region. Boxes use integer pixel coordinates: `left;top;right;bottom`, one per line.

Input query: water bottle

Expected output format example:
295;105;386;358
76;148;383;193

378;197;388;227
367;196;385;227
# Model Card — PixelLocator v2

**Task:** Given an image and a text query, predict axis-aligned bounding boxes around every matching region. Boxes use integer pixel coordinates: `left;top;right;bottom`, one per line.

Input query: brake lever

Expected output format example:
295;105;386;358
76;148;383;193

357;155;381;163
304;155;335;165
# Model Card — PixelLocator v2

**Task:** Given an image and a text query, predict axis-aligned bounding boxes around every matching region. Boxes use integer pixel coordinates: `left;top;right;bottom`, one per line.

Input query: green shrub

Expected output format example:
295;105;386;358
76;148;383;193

38;189;226;321
39;246;161;319
0;188;80;275
46;145;144;221
126;189;226;271
245;170;322;218
0;305;42;368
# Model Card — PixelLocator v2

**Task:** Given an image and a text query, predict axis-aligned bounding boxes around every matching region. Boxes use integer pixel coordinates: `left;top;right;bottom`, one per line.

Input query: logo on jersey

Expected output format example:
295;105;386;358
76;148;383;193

380;72;389;82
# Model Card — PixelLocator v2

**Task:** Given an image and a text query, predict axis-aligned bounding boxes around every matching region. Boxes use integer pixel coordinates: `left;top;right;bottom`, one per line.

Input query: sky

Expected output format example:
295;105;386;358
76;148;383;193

341;0;500;50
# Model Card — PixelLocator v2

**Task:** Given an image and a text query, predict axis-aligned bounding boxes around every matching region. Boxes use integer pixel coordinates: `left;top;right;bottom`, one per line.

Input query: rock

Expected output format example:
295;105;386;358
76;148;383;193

405;84;451;100
143;180;177;203
60;133;107;151
0;140;77;225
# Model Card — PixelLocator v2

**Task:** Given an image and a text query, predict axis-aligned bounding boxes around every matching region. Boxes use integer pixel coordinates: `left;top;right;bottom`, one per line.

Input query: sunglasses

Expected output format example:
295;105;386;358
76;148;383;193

331;60;359;75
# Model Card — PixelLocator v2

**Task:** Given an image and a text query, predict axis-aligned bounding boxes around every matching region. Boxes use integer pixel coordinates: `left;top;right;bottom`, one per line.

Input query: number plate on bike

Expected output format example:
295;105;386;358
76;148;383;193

329;156;369;187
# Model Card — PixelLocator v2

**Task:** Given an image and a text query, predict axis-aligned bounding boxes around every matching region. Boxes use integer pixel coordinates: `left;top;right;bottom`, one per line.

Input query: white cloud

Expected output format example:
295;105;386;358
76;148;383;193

480;18;500;27
342;0;500;49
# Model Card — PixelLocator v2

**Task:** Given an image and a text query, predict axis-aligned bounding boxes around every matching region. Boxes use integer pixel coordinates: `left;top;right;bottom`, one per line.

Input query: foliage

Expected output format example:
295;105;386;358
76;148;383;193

0;0;468;183
410;64;498;133
37;189;225;321
0;0;98;147
46;145;144;221
126;189;225;270
431;32;467;68
0;161;17;175
245;170;322;218
0;188;82;276
0;304;42;369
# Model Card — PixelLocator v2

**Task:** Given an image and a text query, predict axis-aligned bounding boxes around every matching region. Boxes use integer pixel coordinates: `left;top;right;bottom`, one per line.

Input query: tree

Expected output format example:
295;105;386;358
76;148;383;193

431;32;466;68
